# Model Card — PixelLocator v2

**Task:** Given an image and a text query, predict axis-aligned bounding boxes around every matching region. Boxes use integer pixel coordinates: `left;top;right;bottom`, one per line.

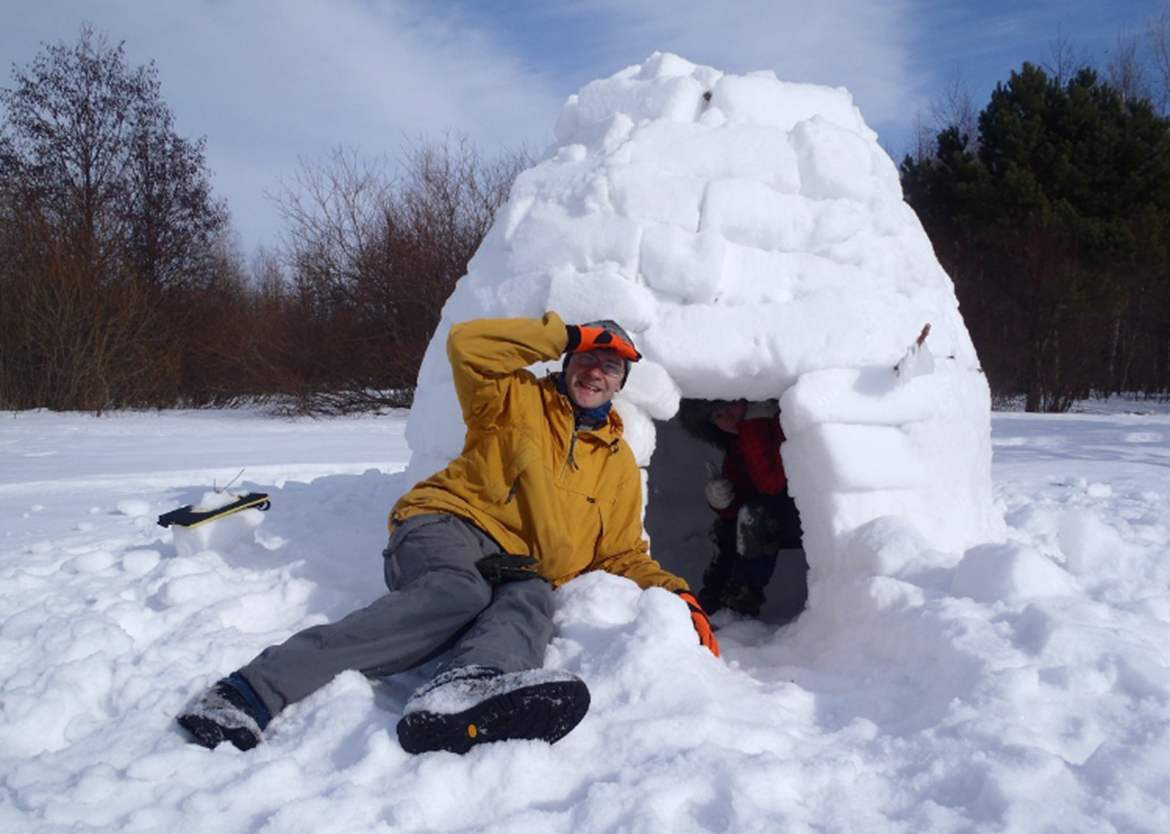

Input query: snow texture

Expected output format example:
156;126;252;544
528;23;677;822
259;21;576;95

3;403;1170;833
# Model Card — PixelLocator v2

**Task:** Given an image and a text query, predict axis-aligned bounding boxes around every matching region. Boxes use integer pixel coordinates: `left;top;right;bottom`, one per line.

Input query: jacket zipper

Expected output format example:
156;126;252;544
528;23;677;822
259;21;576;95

561;429;580;478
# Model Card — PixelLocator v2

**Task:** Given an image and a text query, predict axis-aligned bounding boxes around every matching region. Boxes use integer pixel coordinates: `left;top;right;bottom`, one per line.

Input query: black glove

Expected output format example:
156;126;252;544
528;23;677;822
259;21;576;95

477;554;540;585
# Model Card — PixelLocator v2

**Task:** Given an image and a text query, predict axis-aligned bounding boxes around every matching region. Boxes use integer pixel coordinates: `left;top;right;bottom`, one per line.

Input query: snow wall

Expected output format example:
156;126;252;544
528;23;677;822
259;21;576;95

405;53;1006;610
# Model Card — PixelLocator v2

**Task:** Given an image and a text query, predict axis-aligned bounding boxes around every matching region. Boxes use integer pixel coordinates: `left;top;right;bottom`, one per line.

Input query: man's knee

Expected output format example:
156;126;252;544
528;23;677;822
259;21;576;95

424;563;494;615
494;577;555;622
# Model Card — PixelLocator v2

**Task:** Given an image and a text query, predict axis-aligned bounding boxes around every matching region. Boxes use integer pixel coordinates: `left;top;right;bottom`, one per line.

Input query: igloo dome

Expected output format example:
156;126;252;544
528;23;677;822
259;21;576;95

403;53;1004;611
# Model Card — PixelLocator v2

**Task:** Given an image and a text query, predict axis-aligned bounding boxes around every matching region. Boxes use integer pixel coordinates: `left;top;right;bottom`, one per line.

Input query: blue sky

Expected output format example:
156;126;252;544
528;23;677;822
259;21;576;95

1;0;1161;255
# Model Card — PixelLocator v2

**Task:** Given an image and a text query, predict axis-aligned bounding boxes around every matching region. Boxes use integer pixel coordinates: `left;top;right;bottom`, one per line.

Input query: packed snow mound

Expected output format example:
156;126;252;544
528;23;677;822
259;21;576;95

406;53;1003;577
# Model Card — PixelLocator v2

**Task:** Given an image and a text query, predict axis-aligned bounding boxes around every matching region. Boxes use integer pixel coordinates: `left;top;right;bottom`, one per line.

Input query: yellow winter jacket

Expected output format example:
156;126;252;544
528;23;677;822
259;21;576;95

390;312;687;592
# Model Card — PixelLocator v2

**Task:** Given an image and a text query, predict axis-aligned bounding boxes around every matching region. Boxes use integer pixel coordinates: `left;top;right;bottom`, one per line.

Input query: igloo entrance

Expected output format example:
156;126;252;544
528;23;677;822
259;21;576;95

644;404;809;624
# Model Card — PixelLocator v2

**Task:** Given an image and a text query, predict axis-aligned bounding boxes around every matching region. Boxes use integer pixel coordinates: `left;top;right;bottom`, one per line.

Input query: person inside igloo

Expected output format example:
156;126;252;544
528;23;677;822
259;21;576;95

676;397;806;620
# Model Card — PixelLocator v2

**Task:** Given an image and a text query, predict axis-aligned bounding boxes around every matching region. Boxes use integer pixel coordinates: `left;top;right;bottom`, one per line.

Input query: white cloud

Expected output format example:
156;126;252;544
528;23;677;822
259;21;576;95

551;0;920;132
6;0;1149;253
1;1;567;252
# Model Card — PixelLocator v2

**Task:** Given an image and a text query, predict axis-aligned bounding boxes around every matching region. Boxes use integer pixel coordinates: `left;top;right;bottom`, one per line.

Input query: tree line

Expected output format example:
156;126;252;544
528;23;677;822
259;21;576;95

902;13;1170;410
0;26;527;413
3;21;1170;414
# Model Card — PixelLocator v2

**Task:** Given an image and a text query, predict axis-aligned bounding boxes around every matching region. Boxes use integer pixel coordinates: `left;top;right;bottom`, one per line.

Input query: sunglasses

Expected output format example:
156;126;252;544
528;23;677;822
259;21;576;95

572;351;625;378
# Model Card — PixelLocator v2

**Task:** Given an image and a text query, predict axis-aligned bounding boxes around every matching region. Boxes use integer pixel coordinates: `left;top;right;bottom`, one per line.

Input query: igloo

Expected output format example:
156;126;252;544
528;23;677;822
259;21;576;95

404;53;1005;616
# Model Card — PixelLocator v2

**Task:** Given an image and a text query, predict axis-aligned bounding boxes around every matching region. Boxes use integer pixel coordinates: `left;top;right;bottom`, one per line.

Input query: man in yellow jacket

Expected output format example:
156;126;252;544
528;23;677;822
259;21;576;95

177;313;719;755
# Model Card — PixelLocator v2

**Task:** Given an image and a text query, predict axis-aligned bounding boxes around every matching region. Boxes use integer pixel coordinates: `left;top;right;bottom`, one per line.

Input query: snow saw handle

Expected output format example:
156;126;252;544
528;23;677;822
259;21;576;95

157;492;271;529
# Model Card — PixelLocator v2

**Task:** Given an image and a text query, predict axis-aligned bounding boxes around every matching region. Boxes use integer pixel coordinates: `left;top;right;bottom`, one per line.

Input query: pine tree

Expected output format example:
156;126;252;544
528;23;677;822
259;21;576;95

903;63;1170;410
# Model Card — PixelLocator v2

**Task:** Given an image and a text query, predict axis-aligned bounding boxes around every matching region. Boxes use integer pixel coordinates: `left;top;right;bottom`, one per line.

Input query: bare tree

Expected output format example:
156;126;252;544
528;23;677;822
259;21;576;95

1105;32;1151;107
0;24;229;289
269;133;531;413
1148;3;1170;114
390;132;529;330
903;110;936;164
0;25;238;410
1043;25;1093;87
930;67;979;151
273;146;393;309
0;205;172;411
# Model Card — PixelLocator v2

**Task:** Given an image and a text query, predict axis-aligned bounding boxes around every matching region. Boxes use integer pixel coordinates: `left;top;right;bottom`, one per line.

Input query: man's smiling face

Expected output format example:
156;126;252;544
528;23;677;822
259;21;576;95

564;348;624;410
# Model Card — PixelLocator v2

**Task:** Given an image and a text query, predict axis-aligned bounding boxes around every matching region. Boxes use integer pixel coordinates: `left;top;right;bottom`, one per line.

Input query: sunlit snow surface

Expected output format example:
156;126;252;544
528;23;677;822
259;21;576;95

2;402;1168;833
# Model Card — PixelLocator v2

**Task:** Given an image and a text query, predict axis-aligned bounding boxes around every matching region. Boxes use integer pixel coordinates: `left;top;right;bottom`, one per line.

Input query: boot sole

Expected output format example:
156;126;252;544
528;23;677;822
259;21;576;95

397;678;590;755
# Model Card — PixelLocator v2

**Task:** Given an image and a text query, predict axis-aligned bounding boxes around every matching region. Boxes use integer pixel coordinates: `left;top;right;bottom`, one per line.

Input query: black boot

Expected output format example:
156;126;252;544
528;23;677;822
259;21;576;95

720;582;766;618
397;665;590;755
698;518;737;613
696;585;724;614
176;673;271;751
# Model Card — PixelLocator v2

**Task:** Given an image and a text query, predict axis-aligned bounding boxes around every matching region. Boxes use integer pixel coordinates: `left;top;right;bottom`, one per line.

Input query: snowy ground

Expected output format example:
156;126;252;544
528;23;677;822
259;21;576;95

2;401;1169;833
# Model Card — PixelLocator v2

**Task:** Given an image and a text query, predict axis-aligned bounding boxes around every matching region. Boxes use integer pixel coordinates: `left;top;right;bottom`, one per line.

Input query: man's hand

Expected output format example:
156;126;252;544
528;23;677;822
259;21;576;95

704;461;735;509
676;590;721;657
565;324;642;361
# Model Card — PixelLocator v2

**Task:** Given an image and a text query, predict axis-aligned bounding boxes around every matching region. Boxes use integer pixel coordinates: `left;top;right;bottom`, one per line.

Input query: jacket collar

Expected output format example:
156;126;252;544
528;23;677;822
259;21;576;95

549;373;623;438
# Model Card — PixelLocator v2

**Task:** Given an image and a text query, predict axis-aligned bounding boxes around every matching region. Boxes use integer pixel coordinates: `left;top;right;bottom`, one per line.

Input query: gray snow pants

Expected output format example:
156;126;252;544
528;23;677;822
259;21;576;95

238;513;556;717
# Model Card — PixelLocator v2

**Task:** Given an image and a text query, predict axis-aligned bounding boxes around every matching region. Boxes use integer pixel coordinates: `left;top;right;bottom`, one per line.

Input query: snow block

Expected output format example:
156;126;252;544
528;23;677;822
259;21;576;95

163;490;269;559
172;508;266;559
792;423;927;492
639;225;726;303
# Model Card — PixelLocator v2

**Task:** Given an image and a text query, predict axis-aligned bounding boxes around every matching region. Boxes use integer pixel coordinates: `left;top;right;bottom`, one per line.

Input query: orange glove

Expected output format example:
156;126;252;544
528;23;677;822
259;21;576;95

676;591;721;657
565;323;642;362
